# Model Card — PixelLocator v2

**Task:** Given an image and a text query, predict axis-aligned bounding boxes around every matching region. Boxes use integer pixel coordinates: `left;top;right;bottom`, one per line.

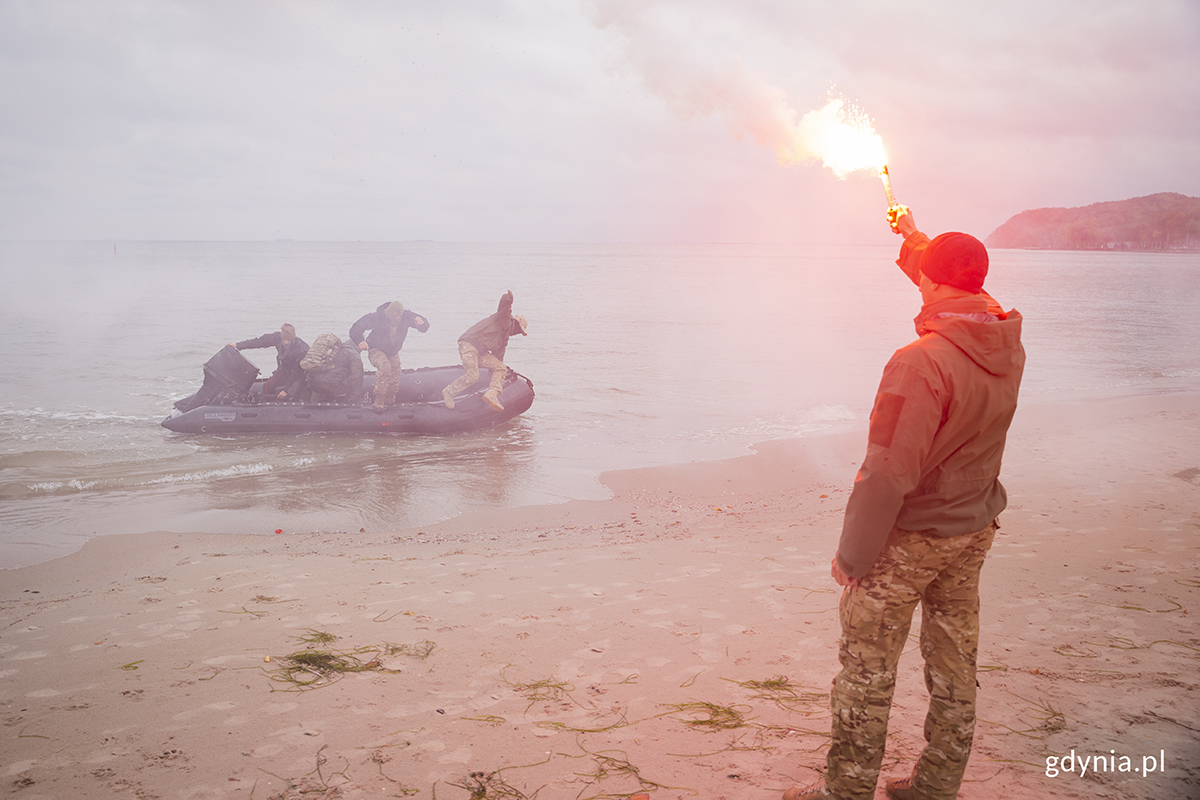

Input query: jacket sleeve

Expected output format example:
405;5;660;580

497;291;514;315
406;310;431;333
349;313;373;346
895;232;930;287
495;318;525;362
836;356;945;577
235;332;279;350
282;372;305;398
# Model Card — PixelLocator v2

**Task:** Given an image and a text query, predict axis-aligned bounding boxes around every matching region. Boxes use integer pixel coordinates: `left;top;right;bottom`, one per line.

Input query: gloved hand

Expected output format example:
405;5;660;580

888;205;916;237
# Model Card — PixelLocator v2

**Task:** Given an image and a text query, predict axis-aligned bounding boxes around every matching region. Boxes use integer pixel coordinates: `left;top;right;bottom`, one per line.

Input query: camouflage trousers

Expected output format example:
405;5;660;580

368;349;401;407
826;521;998;800
443;341;505;399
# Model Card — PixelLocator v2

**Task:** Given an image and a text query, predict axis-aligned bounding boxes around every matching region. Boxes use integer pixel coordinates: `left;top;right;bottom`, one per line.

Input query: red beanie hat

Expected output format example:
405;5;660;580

921;232;988;293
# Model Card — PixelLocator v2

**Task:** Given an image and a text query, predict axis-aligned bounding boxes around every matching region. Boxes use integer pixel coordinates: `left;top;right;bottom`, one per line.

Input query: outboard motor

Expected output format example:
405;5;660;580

173;345;261;412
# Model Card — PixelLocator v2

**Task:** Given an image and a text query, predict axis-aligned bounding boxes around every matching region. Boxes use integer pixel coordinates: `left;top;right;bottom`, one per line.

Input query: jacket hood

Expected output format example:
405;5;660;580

918;298;1024;377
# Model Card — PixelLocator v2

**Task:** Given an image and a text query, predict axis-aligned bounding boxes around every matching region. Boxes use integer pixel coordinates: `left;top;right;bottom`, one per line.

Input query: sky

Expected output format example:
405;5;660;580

1;0;1197;244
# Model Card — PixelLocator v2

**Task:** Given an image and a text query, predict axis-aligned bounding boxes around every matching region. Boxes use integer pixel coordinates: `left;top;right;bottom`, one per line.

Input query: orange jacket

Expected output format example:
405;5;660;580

836;238;1026;578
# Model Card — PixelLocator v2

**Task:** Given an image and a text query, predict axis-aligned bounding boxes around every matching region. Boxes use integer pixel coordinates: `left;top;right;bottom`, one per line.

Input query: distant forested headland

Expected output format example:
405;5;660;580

985;193;1200;251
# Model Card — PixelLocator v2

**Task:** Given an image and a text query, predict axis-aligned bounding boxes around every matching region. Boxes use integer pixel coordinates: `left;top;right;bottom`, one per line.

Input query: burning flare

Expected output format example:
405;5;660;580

591;6;890;183
590;3;899;210
781;97;888;179
781;97;903;219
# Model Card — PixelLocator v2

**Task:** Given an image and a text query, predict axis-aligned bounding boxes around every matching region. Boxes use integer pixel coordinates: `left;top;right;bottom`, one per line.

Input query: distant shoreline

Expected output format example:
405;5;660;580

986;192;1200;251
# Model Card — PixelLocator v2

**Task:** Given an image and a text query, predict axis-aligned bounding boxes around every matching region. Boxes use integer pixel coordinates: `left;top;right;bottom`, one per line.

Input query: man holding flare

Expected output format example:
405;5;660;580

786;204;1025;800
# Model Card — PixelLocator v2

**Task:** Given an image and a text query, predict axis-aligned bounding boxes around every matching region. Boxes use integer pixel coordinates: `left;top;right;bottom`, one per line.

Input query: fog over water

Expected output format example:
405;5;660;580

1;241;1198;568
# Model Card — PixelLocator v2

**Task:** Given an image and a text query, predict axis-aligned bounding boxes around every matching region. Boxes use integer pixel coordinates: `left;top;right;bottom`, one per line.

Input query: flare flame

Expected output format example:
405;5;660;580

781;97;888;179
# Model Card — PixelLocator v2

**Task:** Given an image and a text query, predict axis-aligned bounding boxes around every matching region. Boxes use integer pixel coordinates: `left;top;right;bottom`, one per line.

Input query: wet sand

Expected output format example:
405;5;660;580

2;393;1198;799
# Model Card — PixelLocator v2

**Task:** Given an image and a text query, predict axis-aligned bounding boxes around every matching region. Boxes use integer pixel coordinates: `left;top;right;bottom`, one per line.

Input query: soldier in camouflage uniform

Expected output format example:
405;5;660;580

300;333;364;403
821;523;998;800
441;290;527;412
349;301;430;409
786;207;1024;800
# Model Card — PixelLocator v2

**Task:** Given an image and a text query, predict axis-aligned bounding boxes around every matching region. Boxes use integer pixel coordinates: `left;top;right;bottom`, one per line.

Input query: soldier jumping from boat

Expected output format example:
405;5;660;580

442;290;527;412
349;301;430;410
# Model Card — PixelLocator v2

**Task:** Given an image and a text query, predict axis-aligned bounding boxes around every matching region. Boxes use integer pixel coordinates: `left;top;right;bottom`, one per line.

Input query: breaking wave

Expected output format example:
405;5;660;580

22;462;276;495
140;463;275;486
0;406;150;424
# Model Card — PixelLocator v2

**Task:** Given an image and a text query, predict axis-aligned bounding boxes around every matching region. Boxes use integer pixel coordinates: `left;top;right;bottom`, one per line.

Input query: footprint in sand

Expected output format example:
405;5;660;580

171;701;238;722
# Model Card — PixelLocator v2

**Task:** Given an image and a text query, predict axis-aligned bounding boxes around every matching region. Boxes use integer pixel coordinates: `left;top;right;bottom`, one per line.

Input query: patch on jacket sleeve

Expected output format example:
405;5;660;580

868;392;906;449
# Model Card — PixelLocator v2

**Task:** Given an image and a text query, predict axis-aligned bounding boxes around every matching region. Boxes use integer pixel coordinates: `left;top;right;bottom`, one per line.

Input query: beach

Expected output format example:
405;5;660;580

2;392;1198;800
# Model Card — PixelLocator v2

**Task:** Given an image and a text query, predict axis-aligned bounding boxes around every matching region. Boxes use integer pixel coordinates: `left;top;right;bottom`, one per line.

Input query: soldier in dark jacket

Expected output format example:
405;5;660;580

229;323;309;400
441;290;527;412
301;334;364;403
349;301;429;409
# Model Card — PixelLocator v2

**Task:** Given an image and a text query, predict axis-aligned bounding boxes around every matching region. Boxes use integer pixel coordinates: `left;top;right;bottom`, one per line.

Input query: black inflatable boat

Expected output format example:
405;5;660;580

161;346;535;434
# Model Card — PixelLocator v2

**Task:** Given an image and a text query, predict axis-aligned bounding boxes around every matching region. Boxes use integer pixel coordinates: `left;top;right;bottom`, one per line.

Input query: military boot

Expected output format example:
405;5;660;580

884;775;921;800
782;780;835;800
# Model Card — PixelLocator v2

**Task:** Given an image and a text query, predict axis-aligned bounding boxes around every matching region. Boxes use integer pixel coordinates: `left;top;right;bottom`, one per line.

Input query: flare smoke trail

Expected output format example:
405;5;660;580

592;0;885;178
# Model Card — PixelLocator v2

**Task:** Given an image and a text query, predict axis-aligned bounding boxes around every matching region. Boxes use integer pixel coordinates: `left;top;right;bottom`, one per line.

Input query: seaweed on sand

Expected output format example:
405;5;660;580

383;640;436;659
296;629;338;645
663;700;754;729
268;639;437;691
729;675;828;713
451;770;539;799
501;667;585;714
564;746;692;798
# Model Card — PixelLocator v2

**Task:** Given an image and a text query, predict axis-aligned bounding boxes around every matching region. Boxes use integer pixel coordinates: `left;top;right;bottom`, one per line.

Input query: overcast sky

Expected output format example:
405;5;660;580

2;0;1197;244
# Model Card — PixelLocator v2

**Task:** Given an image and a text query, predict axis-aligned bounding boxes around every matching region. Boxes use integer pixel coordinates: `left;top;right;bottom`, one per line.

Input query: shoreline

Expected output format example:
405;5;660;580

1;392;1198;798
5;387;1195;573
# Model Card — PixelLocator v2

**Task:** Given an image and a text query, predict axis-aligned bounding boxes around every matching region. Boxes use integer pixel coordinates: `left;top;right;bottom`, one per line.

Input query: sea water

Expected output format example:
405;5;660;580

2;240;1198;568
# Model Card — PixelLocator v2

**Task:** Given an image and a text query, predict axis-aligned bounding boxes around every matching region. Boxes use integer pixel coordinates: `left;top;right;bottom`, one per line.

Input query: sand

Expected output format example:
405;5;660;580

1;392;1198;800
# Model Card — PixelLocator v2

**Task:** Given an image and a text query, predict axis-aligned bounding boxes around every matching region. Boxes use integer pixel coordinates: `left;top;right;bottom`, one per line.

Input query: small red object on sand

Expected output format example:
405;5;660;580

274;529;283;534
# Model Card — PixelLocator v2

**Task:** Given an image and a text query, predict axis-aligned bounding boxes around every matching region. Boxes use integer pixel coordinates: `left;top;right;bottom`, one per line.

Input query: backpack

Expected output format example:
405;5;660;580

301;333;341;372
